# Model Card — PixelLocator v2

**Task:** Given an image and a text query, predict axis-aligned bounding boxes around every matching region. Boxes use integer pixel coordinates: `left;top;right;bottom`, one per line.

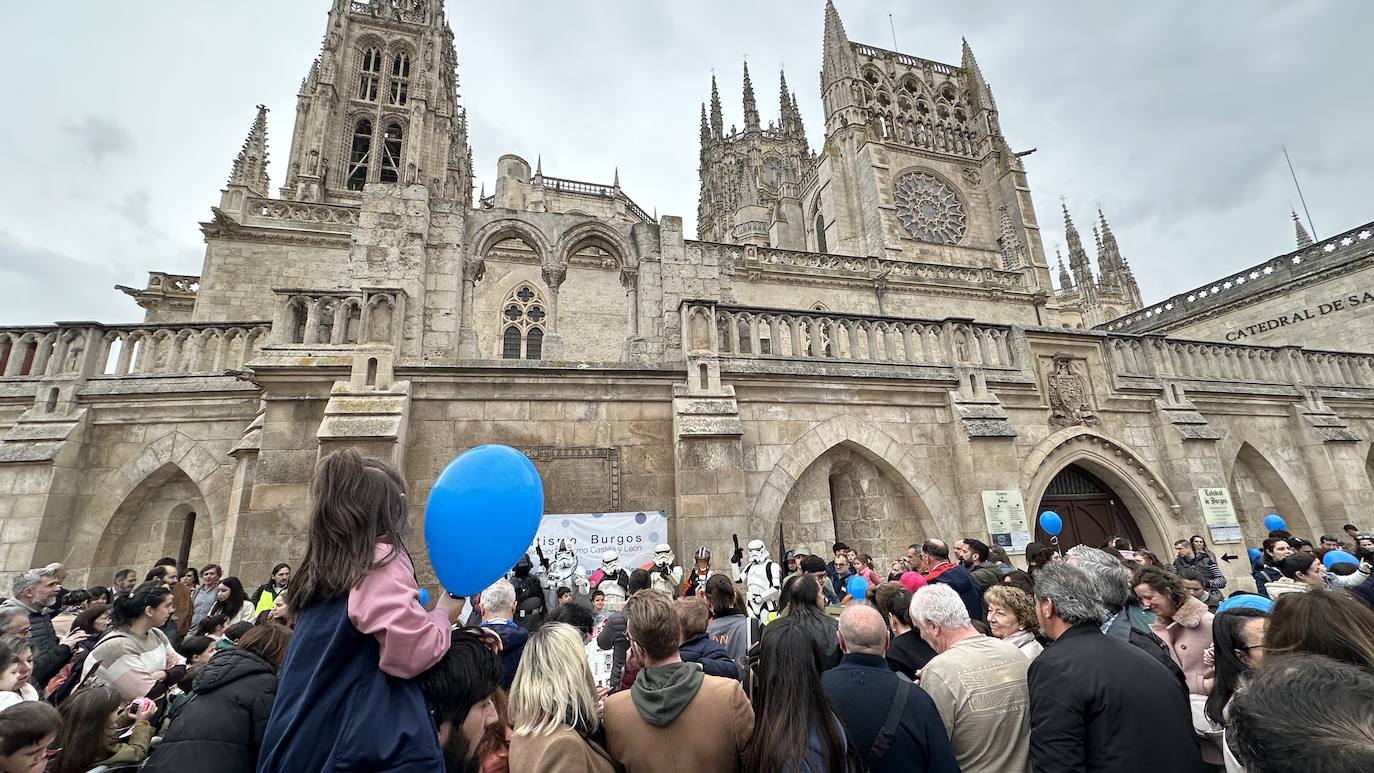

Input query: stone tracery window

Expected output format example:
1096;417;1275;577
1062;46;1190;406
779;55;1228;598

379;122;404;183
388;52;411;106
347;118;372;190
501;285;546;360
892;171;967;244
357;47;382;101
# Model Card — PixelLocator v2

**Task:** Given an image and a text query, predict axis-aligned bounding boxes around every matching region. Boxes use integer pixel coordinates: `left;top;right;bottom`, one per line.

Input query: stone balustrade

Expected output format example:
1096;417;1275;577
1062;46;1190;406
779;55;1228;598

1104;333;1374;390
0;322;271;379
682;302;1018;369
241;197;360;233
269;287;406;349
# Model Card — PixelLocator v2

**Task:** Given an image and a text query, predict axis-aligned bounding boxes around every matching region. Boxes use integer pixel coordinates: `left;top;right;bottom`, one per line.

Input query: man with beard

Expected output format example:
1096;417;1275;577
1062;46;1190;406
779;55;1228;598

419;629;502;773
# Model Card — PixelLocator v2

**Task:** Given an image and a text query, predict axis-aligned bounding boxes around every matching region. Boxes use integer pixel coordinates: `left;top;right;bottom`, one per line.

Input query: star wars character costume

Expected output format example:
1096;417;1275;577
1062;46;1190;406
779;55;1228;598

730;537;782;619
649;543;684;598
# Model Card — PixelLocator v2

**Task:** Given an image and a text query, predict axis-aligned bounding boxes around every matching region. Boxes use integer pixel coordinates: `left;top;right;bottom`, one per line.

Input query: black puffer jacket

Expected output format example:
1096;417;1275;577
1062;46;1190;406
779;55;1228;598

141;647;278;773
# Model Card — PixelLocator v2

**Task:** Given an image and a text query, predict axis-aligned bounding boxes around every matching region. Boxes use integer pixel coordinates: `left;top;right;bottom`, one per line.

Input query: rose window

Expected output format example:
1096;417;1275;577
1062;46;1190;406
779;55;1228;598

892;172;966;244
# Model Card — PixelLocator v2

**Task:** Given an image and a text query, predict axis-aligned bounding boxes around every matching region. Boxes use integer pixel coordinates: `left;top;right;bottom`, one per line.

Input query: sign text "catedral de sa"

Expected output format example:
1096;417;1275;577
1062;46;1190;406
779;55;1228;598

1225;290;1374;342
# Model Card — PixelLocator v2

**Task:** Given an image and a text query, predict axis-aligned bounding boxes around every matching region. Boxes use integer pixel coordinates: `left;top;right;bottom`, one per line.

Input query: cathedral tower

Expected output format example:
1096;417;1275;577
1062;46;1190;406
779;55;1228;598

800;1;1052;294
696;64;812;248
279;0;471;205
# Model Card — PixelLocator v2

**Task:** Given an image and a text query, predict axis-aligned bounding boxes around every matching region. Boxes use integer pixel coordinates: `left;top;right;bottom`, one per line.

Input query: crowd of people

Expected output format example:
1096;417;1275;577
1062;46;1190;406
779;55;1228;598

0;448;1372;773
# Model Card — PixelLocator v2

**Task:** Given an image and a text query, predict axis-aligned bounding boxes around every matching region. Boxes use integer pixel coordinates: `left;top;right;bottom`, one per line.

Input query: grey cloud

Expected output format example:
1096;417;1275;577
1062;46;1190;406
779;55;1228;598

0;232;138;325
60;115;135;167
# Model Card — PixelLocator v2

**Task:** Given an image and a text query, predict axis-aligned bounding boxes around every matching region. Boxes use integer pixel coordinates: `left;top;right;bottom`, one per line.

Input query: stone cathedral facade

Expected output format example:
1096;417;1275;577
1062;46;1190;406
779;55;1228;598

1;0;1372;592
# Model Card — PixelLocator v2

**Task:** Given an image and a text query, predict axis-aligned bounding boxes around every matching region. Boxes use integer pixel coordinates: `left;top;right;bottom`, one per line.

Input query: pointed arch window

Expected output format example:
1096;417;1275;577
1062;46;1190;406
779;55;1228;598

388;53;411;106
500;285;547;360
814;208;827;253
379;122;404;183
347;119;373;191
357;47;382;102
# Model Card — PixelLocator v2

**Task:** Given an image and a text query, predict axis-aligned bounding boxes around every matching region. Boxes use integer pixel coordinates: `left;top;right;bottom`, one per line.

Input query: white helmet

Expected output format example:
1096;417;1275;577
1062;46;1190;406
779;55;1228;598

748;539;769;564
601;550;620;570
654;543;674;565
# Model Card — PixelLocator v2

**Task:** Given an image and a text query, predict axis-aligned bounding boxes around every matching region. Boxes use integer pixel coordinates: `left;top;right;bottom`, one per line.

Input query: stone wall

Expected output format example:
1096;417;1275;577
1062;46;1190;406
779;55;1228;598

195;238;351;323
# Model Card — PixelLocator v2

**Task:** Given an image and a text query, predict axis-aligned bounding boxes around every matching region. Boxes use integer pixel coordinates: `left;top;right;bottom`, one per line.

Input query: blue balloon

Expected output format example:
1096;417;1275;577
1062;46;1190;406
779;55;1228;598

1262;513;1287;532
417;588;429;607
1038;511;1063;537
425;445;544;596
1323;550;1359;570
845;575;870;600
1247;547;1262;563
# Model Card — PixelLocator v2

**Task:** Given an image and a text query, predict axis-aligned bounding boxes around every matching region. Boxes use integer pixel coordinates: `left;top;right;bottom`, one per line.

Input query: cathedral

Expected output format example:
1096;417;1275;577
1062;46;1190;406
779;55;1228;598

1;0;1371;593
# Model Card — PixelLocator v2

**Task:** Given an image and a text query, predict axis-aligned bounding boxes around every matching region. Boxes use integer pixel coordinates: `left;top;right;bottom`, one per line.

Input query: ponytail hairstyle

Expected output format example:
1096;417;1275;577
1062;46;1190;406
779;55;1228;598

109;581;171;629
288;449;410;612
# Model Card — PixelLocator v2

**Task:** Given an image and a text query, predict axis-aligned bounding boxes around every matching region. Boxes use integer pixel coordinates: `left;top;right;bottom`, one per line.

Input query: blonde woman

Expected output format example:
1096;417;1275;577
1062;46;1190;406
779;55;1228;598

984;585;1044;661
508;622;616;773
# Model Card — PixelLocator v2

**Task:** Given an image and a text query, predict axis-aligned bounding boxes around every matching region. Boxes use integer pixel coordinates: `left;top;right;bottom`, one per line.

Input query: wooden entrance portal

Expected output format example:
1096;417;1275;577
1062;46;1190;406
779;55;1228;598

1036;464;1146;550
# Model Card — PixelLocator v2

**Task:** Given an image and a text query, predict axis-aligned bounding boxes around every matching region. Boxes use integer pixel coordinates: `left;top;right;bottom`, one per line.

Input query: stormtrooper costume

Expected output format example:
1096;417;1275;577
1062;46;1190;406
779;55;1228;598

731;539;782;619
539;540;589;609
588;550;631;612
681;547;715;598
650;543;684;598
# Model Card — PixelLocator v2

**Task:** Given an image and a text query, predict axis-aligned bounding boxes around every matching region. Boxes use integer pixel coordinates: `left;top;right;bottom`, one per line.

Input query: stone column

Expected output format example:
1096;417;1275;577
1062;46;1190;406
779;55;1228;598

541;264;567;360
621;268;640;337
458;258;484;359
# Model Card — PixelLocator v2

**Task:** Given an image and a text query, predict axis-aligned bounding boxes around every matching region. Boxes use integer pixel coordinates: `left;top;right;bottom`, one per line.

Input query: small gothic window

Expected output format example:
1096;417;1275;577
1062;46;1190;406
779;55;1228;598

388;53;411;106
763;158;782;188
379;122;403;183
347;119;372;190
358;47;382;102
815;211;827;253
500;285;547;360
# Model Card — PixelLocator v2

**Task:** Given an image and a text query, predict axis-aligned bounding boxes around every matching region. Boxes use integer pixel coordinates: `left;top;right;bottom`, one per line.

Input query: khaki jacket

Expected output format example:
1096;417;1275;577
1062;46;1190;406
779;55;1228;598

604;674;753;773
509;725;618;773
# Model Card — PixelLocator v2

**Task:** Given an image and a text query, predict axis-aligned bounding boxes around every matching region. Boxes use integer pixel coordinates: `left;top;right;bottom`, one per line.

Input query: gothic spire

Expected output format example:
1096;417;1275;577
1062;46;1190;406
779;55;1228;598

779;69;793;134
791;90;809;149
228;104;270;196
709;75;724;138
961;38;985;84
700;102;711;145
1063;202;1097;293
1292;210;1314;247
1063;204;1086;263
742;61;760;131
822;0;857;87
1056;249;1073;291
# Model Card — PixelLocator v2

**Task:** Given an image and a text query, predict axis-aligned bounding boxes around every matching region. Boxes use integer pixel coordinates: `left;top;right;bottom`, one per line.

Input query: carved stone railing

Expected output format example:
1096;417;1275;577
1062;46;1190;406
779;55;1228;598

539;176;656;224
721;243;1027;291
269;287;406;349
681;301;1019;370
1103;333;1374;391
1102;221;1374;333
241;196;360;233
0;322;270;379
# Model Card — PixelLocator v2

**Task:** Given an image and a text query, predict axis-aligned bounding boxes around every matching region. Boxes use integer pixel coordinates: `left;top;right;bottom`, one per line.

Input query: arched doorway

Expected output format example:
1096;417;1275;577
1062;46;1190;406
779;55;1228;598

92;464;212;582
777;442;925;565
1035;464;1146;550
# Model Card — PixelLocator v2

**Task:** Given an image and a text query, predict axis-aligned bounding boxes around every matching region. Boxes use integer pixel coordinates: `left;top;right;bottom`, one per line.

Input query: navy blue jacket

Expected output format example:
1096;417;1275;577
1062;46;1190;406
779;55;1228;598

930;564;986;621
821;653;960;773
678;633;740;680
482;620;529;691
257;596;443;773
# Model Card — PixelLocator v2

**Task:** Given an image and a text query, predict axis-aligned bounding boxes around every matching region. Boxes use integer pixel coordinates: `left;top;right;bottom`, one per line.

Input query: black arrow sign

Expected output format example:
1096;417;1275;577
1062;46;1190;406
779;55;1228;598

1220;553;1239;563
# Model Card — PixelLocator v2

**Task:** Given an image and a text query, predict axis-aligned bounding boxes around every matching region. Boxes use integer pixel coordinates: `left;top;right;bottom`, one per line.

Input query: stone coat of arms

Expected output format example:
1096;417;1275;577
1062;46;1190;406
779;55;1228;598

1048;355;1099;427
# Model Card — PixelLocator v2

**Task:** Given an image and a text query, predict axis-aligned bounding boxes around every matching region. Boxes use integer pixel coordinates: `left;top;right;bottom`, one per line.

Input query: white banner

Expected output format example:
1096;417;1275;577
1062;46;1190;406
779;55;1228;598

530;511;669;574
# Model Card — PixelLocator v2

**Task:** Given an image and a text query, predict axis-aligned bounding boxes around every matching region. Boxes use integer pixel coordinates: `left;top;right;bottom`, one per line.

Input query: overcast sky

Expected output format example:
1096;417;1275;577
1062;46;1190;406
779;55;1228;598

3;1;1370;325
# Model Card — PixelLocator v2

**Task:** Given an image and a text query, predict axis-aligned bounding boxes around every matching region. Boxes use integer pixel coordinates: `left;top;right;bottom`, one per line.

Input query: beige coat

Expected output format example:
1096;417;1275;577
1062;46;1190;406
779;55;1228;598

603;674;753;773
508;725;618;773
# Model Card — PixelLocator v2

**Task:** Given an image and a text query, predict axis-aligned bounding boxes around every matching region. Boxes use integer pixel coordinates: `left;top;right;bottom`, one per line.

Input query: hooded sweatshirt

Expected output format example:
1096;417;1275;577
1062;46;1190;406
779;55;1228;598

630;661;704;726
